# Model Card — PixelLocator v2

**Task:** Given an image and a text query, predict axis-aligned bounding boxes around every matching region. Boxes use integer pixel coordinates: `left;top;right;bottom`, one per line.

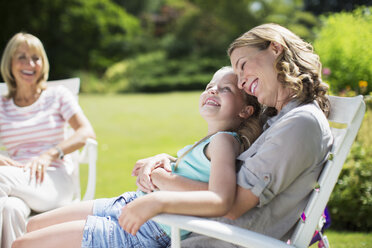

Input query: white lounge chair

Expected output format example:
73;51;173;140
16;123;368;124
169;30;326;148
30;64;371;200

153;95;366;248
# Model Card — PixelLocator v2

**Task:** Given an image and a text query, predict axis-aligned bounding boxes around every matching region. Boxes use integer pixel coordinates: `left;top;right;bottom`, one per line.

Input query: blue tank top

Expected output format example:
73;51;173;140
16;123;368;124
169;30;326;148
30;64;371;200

158;131;240;239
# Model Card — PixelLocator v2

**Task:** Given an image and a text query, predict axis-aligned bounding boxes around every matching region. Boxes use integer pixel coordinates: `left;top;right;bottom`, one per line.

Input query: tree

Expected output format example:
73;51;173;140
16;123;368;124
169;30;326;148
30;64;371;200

304;0;372;15
0;0;141;79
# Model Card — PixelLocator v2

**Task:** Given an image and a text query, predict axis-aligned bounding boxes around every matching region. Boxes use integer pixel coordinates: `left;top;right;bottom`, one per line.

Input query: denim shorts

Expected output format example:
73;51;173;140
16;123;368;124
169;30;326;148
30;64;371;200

81;191;170;248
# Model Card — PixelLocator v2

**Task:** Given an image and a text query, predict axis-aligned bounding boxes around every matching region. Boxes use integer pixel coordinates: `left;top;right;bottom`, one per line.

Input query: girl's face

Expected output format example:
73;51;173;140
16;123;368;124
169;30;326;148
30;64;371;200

199;71;251;132
11;43;43;88
230;44;289;111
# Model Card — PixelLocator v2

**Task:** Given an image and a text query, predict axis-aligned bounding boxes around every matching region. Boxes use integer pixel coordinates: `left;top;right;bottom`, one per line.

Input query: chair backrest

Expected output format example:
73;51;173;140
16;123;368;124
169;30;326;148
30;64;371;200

290;95;366;247
0;78;82;200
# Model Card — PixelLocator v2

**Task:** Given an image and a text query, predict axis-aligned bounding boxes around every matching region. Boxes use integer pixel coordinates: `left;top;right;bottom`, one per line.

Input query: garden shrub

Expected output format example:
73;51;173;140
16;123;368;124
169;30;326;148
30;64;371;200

104;51;228;92
73;70;109;94
328;140;372;231
328;104;372;232
314;7;372;94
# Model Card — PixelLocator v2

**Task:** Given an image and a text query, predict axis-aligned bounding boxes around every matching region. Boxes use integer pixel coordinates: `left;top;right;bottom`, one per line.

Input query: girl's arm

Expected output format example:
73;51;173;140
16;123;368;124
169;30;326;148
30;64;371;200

119;133;240;235
150;168;208;191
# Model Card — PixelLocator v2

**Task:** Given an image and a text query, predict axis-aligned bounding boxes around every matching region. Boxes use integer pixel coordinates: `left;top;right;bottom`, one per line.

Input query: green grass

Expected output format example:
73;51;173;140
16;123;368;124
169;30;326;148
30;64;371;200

79;91;206;197
309;230;372;247
78;92;371;247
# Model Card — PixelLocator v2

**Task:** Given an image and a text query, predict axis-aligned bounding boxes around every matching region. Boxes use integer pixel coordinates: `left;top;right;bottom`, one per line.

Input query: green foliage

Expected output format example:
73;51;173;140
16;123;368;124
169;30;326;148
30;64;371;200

314;7;372;94
260;0;319;40
73;71;108;94
162;0;257;57
0;0;141;79
104;51;228;92
1;0;321;87
60;0;141;71
328;107;372;231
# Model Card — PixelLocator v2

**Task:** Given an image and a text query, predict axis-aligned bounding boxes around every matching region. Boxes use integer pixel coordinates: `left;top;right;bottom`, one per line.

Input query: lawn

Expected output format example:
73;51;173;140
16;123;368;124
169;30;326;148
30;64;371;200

79;91;206;197
79;92;371;247
309;230;372;247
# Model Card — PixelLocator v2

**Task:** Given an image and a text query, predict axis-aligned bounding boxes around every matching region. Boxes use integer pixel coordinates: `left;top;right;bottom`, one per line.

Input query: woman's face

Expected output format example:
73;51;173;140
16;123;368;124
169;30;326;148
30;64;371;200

230;44;288;111
11;43;43;88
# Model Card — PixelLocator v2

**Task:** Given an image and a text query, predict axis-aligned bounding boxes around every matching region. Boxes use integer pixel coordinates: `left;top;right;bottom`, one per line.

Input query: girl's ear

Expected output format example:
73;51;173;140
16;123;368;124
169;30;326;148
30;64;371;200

239;105;254;119
270;41;283;55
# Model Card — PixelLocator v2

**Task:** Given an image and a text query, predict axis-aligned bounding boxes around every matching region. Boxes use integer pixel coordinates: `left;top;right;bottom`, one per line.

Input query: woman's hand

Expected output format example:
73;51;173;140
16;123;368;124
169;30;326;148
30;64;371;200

132;154;175;193
24;152;53;185
118;194;162;235
0;155;23;167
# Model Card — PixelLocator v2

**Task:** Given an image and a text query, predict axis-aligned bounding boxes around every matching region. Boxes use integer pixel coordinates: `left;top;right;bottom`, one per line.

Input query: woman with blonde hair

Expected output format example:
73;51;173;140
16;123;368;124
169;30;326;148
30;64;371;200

0;32;95;248
134;23;333;247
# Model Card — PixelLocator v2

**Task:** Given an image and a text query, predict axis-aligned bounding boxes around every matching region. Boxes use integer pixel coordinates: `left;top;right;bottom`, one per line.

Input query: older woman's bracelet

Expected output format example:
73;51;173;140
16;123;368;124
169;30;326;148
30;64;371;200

55;146;64;160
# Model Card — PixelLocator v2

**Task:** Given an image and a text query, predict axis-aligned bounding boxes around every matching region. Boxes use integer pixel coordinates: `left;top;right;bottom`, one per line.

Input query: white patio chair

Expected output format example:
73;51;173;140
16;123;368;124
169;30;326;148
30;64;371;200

153;95;366;248
0;77;97;202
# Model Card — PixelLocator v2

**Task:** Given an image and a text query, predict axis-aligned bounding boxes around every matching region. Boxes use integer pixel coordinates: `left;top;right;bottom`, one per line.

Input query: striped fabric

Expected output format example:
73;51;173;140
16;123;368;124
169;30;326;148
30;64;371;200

0;85;82;168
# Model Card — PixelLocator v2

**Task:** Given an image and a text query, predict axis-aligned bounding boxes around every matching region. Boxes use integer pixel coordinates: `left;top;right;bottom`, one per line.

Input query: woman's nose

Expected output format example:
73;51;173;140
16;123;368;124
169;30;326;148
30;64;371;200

237;77;245;89
22;58;35;66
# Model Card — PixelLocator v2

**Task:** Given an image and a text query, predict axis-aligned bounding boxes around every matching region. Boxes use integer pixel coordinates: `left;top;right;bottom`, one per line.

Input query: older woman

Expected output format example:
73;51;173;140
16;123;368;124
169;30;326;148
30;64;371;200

132;23;333;247
0;32;95;248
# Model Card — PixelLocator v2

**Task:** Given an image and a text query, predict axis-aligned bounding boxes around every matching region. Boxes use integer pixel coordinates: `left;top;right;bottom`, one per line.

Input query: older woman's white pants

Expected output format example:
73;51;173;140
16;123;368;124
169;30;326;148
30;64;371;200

0;165;74;248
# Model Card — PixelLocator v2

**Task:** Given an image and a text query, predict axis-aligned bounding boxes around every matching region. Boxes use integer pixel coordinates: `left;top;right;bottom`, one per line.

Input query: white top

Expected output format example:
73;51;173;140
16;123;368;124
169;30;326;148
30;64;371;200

0;85;82;173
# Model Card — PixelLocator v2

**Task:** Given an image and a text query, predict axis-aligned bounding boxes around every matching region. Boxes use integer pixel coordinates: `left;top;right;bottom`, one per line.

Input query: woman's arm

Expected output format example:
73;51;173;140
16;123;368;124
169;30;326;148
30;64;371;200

224;186;259;220
38;112;95;162
25;112;96;184
54;112;96;155
119;133;240;235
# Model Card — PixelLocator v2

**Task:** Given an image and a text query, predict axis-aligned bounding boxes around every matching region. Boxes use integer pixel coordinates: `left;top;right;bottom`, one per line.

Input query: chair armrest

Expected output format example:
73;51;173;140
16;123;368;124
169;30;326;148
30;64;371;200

153;214;294;248
78;138;98;201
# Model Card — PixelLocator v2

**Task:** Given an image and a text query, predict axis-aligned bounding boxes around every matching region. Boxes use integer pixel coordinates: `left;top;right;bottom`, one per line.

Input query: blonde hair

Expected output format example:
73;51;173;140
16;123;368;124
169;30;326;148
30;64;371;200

228;23;330;116
175;67;262;169
1;32;49;99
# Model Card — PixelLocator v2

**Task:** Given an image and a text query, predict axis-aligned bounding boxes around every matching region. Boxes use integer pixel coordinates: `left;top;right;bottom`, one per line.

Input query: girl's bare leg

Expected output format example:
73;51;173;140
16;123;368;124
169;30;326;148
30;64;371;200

27;200;94;232
12;220;86;248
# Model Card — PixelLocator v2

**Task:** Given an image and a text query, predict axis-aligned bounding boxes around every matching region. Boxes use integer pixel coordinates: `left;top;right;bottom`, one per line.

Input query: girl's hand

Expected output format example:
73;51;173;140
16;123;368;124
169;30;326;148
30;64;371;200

150;167;172;190
133;154;174;193
0;155;23;167
118;194;162;235
24;153;53;184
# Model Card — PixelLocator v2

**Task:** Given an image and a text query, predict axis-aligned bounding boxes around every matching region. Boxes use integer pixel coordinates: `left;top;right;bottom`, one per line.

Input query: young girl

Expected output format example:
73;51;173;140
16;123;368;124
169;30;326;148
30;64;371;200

13;66;262;248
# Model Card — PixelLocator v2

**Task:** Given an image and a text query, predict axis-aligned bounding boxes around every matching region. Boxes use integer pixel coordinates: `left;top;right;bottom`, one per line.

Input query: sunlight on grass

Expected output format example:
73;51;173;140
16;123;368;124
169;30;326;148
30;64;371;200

309;230;372;248
79;92;206;197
